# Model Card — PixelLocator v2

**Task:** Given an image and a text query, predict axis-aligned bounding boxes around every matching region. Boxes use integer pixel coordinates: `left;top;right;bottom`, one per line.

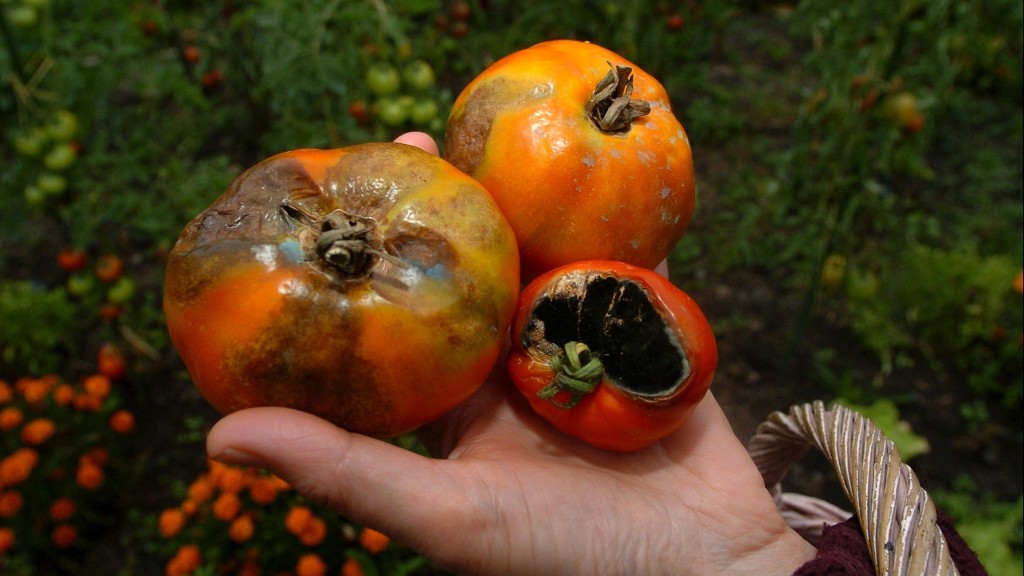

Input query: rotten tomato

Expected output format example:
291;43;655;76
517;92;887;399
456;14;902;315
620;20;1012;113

164;143;520;437
507;261;717;452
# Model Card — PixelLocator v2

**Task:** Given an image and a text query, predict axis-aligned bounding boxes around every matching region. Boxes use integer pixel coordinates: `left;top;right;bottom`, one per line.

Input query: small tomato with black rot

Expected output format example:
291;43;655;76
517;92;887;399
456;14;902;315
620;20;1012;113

507;261;717;452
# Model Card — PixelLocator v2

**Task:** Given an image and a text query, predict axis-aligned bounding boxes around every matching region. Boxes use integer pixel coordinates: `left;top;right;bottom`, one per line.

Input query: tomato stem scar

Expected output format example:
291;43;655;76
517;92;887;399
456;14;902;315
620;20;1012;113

585;63;651;134
539;341;603;408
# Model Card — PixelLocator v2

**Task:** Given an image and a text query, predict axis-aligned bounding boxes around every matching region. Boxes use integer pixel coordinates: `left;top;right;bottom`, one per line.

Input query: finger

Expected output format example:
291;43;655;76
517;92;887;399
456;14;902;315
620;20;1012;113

394;131;440;156
206;407;471;545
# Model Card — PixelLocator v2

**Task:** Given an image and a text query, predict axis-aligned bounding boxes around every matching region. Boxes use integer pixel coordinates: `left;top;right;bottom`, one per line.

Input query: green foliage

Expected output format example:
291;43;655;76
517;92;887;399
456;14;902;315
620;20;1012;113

848;244;1023;407
934;476;1024;576
0;282;77;376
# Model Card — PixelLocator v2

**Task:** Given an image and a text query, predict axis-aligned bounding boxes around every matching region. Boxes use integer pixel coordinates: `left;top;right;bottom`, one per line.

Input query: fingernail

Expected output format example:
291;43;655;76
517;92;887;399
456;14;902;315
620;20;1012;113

210;447;266;468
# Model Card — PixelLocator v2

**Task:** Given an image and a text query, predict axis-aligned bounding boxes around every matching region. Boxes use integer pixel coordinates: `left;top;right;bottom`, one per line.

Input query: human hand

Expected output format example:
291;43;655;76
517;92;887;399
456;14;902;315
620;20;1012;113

206;132;817;575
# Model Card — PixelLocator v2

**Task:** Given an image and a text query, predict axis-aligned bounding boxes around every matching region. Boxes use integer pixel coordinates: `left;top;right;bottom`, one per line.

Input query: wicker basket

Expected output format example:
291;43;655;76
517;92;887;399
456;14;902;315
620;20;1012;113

747;401;959;576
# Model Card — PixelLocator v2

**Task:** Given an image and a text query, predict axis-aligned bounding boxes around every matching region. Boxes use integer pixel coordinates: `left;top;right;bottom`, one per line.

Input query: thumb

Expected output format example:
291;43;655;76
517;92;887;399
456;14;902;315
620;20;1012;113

206;407;470;547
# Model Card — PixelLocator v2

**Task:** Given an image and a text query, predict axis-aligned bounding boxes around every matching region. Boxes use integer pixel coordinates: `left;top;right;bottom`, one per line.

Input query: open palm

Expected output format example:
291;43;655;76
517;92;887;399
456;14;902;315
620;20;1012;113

206;132;815;575
207;361;814;575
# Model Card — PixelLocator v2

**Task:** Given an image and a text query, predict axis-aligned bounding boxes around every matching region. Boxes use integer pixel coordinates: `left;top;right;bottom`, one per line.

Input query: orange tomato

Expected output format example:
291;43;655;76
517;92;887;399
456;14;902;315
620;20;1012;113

164;143;519;437
445;39;695;280
507;261;717;452
94;254;124;283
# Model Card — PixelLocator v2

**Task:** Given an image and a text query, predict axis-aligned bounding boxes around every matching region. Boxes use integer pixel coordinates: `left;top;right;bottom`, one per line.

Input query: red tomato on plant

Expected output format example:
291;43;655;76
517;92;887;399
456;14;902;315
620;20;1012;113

163;143;520;437
98;344;128;380
445;39;695;280
507;261;717;452
57;247;88;272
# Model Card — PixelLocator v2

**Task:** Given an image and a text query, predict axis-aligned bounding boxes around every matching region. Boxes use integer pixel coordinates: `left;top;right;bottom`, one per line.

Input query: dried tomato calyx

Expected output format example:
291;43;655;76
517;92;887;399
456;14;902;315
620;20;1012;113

585;63;651;135
539;341;604;409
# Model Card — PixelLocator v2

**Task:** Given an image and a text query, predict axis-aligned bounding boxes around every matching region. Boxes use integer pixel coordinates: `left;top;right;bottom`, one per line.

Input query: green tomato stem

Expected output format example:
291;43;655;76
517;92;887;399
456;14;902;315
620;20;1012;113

538;341;604;409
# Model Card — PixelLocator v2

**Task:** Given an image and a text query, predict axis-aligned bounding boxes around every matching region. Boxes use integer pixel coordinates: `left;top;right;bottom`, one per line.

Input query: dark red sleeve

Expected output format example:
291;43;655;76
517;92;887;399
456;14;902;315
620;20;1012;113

793;509;988;575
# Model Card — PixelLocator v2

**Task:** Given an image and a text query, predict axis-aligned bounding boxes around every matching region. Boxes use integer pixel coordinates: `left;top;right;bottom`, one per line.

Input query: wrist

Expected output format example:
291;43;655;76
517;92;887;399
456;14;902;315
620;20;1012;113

724;527;818;576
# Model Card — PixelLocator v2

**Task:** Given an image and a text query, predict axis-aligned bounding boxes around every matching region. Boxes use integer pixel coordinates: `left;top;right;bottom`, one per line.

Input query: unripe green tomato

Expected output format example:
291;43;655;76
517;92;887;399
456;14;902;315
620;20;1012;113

403;60;436;91
46;110;79;142
375;97;408;126
43;142;78;171
13;130;46;157
66;272;96;296
819;254;847;290
408;97;439;126
845;268;879;301
36;173;67;195
106;276;137;304
24;184;46;205
366;63;401;97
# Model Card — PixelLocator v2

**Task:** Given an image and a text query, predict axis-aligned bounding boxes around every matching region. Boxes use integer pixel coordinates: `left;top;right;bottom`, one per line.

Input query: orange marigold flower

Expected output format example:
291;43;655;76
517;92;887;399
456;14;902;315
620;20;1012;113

109;410;135;434
51;523;78;549
285;505;313;536
341;558;365;576
82;374;111;399
0;406;23;431
20;418;57;445
248;475;280;505
0;526;15;555
181;498;200;516
228;514;255;543
298;516;327;547
73;393;103;412
19;377;52;405
166;544;202;576
359;527;390;554
237;559;261;576
159;508;187;538
206;459;229;485
212;491;241;521
295;553;327;576
186;477;214;504
76;461;104;490
50;497;76;522
52;383;75;405
0;448;39;486
218;466;247;493
0;491;23;517
0;380;12;404
81;447;109;467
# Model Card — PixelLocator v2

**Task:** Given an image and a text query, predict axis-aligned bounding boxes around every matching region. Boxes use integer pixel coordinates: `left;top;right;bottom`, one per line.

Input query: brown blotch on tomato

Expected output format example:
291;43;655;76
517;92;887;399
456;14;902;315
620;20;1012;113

164;143;520;437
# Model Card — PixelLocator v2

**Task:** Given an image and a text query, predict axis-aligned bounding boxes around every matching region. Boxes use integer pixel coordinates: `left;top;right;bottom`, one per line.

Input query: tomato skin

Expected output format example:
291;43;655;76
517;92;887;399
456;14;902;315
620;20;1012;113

507;261;717;452
445;40;695;280
164;143;520;437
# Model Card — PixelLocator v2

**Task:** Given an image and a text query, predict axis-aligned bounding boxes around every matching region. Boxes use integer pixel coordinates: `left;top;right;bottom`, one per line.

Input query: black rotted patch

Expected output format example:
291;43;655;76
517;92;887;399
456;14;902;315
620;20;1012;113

526;275;687;398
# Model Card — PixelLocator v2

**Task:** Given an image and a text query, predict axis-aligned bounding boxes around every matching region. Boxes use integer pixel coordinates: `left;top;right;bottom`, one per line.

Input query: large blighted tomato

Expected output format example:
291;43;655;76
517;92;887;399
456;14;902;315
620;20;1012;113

507;261;716;452
444;39;695;280
164;143;520;437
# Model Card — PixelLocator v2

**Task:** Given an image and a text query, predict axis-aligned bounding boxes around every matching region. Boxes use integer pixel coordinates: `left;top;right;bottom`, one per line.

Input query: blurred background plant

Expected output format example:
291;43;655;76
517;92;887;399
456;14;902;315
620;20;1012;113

0;0;1020;574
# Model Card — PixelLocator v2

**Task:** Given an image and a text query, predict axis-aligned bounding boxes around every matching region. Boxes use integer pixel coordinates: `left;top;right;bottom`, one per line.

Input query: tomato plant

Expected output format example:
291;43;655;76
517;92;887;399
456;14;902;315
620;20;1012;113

164;143;520;437
444;40;696;280
507;261;717;452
